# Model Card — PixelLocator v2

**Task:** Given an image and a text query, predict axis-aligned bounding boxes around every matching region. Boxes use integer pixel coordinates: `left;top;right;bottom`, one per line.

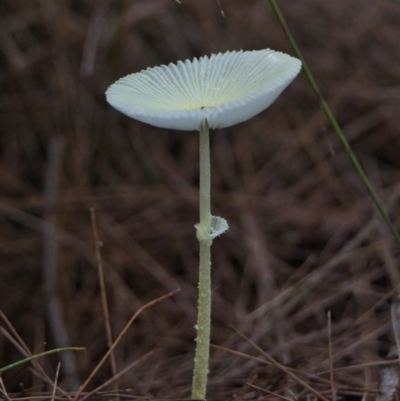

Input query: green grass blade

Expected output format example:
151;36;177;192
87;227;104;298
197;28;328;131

0;347;85;373
269;0;400;244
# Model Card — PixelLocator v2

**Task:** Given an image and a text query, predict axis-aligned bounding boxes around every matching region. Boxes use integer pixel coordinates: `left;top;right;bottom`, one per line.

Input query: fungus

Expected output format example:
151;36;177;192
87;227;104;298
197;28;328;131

106;49;301;400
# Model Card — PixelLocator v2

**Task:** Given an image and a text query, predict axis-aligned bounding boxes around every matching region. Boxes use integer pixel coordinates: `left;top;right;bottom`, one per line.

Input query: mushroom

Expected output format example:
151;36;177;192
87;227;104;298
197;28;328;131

106;49;301;400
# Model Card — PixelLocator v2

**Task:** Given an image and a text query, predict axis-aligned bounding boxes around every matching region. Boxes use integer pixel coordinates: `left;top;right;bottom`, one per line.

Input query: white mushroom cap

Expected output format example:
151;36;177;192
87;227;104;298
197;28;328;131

106;49;301;131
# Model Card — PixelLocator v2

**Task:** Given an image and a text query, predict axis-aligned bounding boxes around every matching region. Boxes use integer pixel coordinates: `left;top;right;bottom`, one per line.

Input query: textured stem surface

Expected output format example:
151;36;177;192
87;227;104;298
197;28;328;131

192;121;212;400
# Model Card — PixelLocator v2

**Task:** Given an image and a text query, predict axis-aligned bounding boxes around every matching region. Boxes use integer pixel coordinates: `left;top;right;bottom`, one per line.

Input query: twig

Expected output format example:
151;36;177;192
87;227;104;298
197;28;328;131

79;350;155;401
327;311;335;401
0;388;12;401
0;376;11;401
51;363;61;401
315;359;399;374
246;383;296;401
229;325;331;401
72;289;180;401
234;374;258;400
216;0;225;17
0;311;73;400
90;207;119;396
211;343;273;366
391;298;400;364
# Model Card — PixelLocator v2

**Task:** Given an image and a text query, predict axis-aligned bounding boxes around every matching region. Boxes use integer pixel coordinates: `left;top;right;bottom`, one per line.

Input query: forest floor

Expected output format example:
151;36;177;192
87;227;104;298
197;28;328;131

1;0;400;400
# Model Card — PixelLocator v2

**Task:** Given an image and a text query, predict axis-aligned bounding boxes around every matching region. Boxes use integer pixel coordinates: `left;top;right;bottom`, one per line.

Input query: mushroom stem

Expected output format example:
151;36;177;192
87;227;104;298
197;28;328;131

192;120;212;400
199;120;212;231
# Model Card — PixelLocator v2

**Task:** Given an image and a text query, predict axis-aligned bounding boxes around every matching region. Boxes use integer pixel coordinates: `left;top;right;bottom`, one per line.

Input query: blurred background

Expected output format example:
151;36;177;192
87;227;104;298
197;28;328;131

1;0;400;399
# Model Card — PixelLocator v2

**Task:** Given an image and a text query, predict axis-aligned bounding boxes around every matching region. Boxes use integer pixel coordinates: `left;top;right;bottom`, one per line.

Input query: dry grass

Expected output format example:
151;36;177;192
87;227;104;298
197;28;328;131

1;0;400;400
